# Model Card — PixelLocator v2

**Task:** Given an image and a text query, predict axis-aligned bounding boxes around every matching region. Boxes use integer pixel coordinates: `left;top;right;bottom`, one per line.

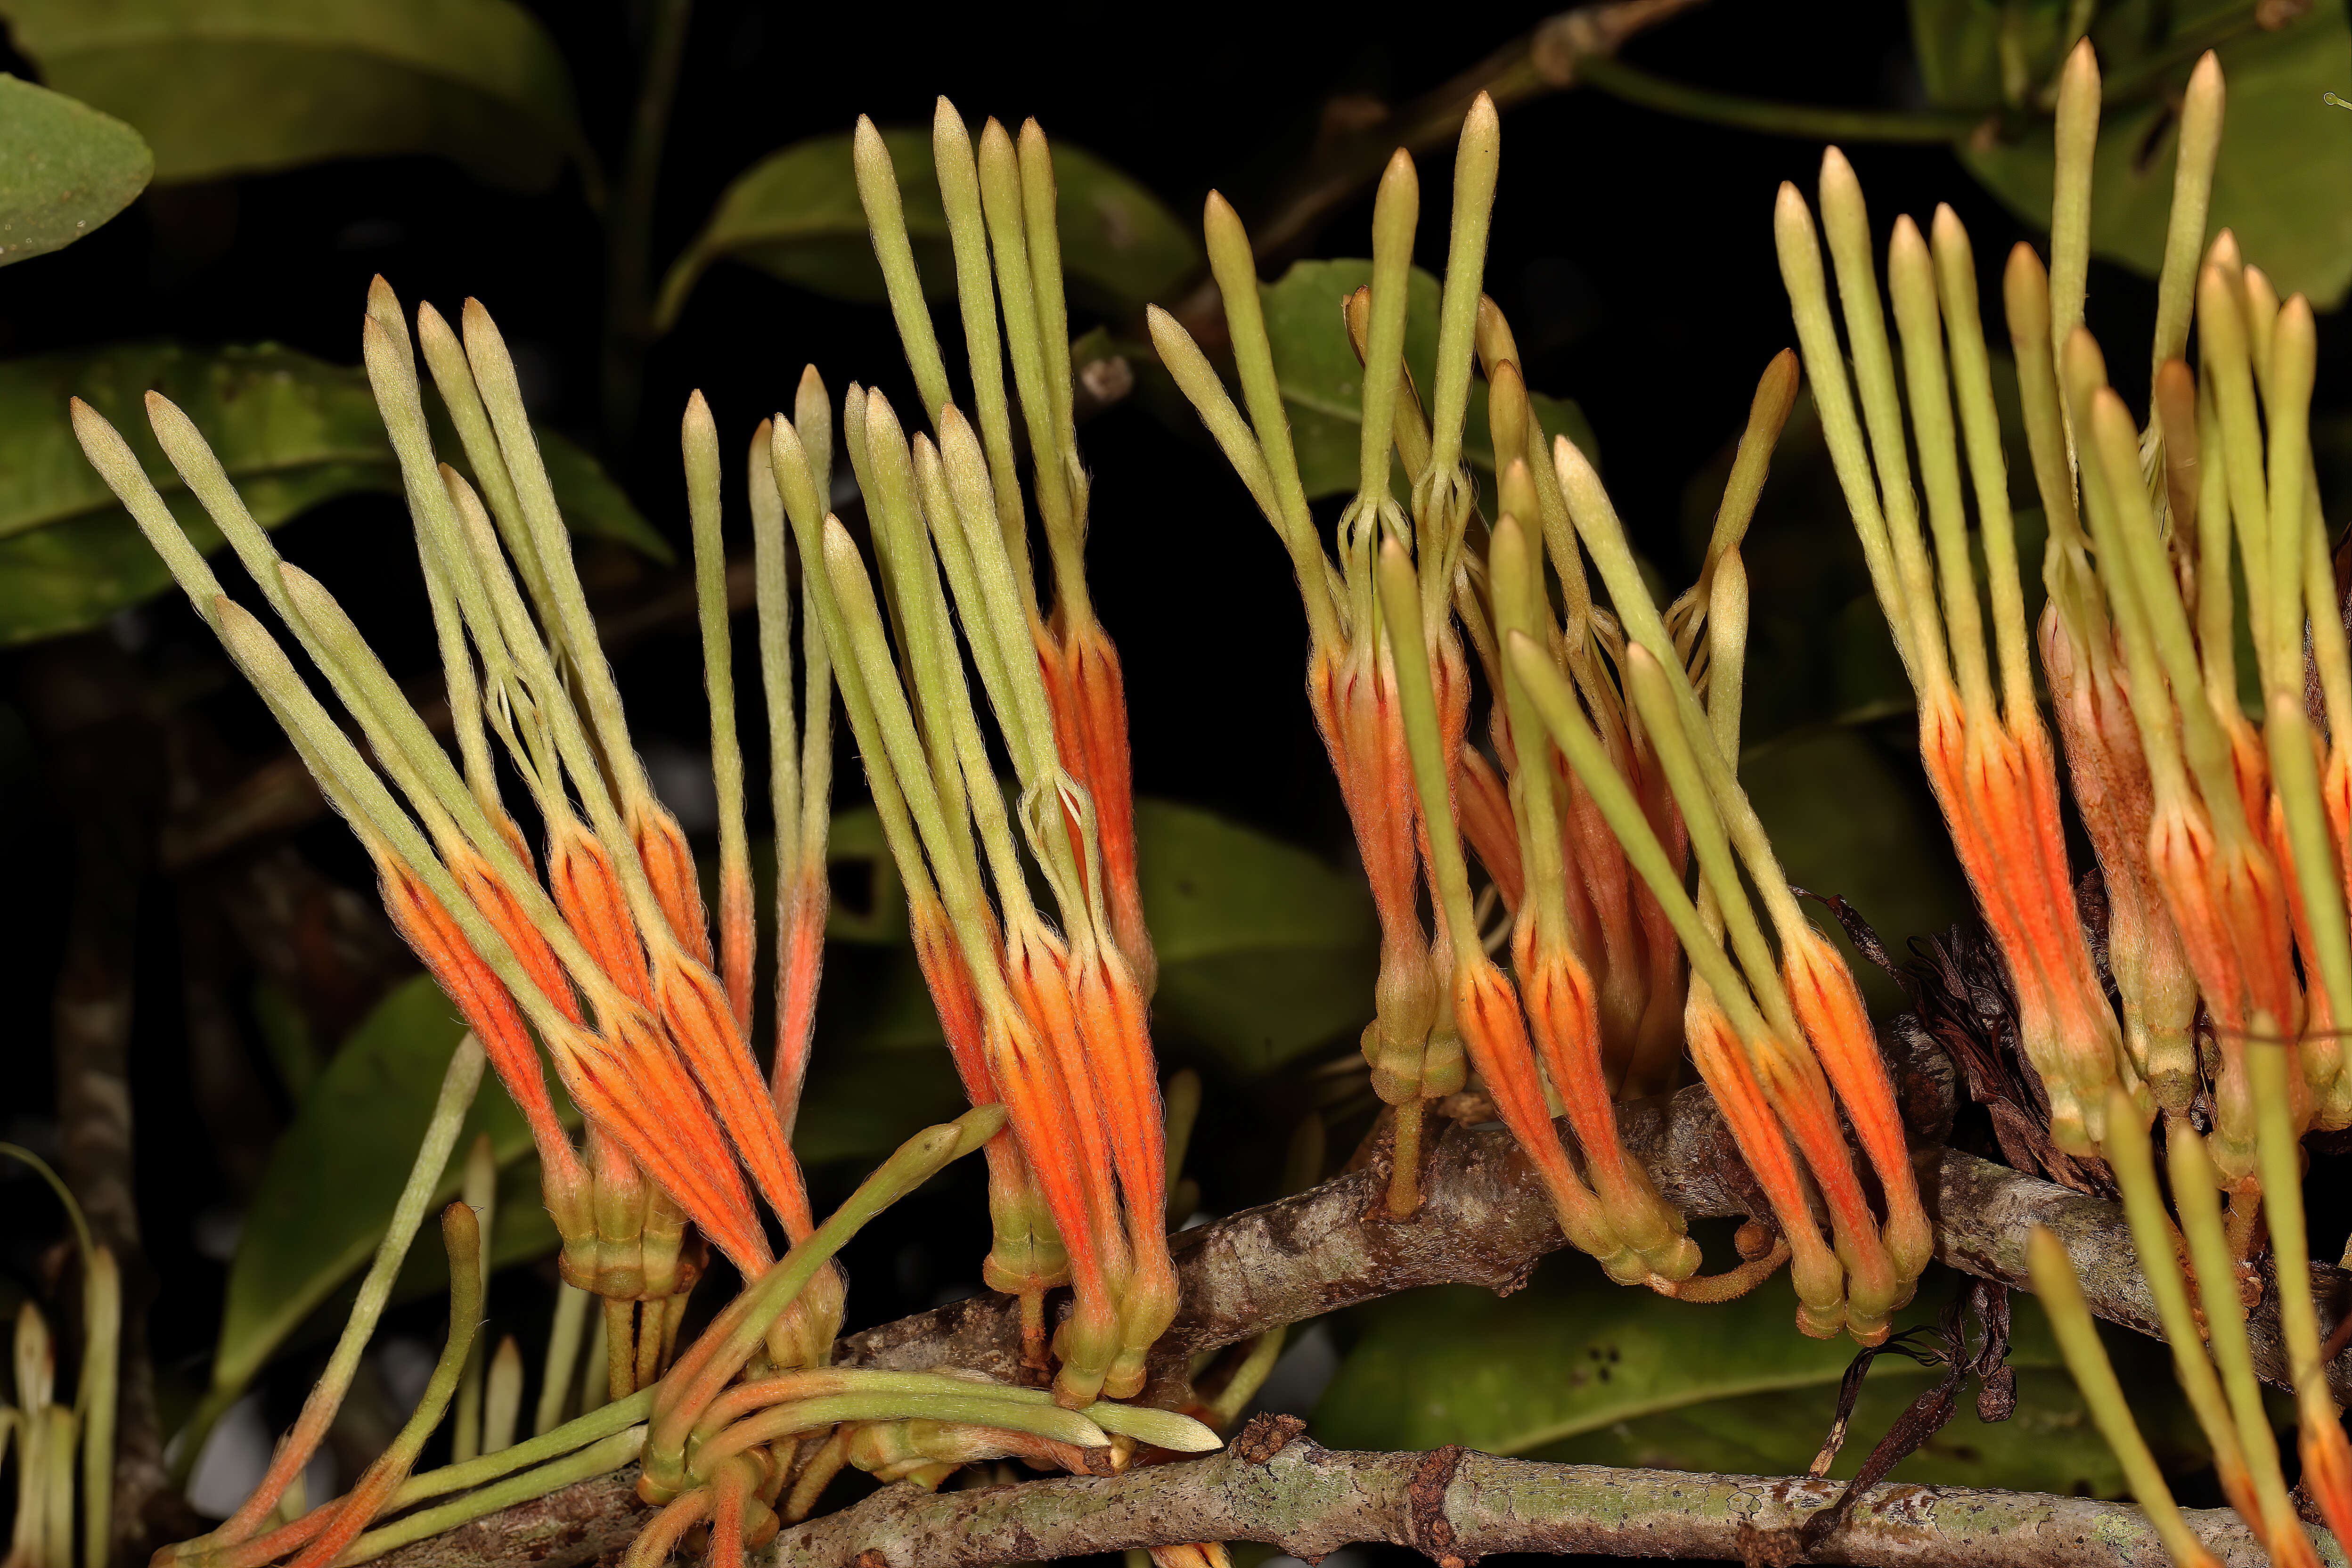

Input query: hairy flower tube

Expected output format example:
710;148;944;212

1152;90;1922;1338
855;103;1152;993
771;364;1170;1408
1776;139;2135;1159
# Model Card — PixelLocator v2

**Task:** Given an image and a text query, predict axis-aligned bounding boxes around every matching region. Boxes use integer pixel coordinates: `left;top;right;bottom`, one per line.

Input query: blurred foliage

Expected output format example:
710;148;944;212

0;341;665;644
0;0;592;191
1315;1260;2205;1494
654;124;1199;330
0;73;148;266
1913;0;2352;307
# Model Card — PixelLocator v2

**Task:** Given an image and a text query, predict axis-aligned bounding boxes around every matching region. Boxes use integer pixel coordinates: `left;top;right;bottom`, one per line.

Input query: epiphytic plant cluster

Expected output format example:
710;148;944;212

16;11;2352;1568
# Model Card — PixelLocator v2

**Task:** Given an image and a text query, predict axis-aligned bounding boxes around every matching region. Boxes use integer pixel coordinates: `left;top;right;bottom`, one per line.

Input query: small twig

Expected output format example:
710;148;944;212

379;1433;2325;1568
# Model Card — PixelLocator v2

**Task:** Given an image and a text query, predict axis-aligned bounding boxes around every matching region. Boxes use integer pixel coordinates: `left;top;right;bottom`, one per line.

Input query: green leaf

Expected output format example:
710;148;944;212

1911;0;2352;308
1258;258;1599;502
211;975;577;1401
1315;1260;2201;1494
654;125;1200;332
823;797;1378;1079
1138;800;1378;1076
0;340;667;645
0;0;591;191
527;424;676;564
0;74;150;265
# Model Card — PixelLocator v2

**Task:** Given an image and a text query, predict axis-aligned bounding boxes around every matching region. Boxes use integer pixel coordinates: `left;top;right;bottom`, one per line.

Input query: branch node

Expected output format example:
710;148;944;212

1405;1444;1470;1566
1232;1413;1307;1466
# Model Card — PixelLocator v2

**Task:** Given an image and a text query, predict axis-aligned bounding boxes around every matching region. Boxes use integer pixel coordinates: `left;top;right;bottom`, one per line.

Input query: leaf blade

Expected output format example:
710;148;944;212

0;0;589;190
1911;0;2352;307
1313;1262;2190;1495
655;126;1200;331
0;73;151;265
210;975;577;1400
0;340;668;644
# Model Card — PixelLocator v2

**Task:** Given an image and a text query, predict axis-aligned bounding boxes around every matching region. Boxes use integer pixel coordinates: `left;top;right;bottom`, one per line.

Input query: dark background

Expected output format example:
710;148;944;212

0;0;2275;1556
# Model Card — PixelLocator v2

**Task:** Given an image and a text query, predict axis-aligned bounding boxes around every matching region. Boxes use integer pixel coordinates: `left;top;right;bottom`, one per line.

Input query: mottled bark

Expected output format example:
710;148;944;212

770;1427;2341;1568
838;1032;1922;1381
1930;1146;2352;1400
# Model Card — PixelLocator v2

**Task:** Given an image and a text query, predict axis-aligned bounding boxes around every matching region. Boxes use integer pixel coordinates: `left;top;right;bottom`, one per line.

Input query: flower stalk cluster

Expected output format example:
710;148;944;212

72;280;972;1557
2032;1062;2349;1568
1157;95;1927;1341
832;100;1175;1408
1784;42;2352;1194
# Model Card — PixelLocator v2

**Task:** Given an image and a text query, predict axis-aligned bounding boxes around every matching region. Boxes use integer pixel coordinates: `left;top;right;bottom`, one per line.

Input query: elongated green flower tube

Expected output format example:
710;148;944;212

2027;1226;2220;1568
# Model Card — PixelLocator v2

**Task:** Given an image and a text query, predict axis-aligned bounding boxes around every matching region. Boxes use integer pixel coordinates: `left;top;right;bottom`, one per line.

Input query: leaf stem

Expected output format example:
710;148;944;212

1572;54;1985;143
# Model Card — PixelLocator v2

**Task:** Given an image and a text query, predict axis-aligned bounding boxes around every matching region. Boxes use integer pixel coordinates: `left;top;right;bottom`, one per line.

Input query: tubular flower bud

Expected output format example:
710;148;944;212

1453;953;1642;1283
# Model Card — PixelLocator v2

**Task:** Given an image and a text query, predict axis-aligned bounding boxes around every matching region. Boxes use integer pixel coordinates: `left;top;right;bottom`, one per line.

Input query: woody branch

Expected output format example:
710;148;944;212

368;1027;2352;1568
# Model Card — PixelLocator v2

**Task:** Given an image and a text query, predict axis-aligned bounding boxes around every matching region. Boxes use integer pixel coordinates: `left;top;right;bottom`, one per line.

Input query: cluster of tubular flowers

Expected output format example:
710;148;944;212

824;100;1175;1412
1780;42;2352;1196
1153;95;1686;1223
76;283;843;1403
77;284;1215;1568
1784;42;2352;1561
1154;95;1927;1342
